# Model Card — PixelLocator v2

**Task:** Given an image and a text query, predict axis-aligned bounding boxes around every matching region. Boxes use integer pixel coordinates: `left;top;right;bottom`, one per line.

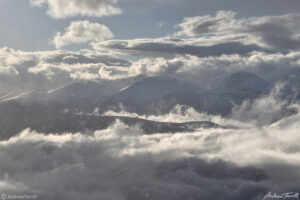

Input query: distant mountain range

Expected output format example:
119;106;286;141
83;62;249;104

0;71;276;139
1;72;273;114
99;72;272;115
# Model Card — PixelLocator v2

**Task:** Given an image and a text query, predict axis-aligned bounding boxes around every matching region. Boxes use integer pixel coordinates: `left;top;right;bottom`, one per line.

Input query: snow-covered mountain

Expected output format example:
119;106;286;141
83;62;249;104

110;76;203;103
99;72;272;115
47;81;110;105
0;75;144;106
0;71;287;139
0;71;274;117
0;91;49;104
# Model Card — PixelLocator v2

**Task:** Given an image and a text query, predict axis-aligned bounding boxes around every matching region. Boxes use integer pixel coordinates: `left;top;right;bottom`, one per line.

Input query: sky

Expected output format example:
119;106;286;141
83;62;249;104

0;0;300;51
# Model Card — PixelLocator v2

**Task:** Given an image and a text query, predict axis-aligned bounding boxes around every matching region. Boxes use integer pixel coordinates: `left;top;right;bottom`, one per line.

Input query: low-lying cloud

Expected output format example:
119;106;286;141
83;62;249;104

0;47;130;94
1;114;300;199
3;45;300;96
102;83;299;128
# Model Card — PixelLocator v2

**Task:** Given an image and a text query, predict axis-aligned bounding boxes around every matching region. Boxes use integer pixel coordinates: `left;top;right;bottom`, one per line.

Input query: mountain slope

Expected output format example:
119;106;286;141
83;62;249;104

0;101;220;140
225;71;271;95
47;81;111;105
109;76;202;103
100;73;271;115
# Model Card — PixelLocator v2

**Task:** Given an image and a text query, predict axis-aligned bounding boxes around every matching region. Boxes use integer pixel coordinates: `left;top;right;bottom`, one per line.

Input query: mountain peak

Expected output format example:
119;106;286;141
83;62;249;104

225;71;271;94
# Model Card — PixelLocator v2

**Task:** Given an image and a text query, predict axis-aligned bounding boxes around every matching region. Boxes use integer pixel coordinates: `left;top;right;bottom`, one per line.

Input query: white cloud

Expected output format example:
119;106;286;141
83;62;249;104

96;51;300;87
2;46;300;98
91;11;300;57
1;113;300;199
98;57;184;80
0;47;130;94
175;10;237;37
30;0;121;18
230;84;299;126
53;20;114;49
175;11;300;50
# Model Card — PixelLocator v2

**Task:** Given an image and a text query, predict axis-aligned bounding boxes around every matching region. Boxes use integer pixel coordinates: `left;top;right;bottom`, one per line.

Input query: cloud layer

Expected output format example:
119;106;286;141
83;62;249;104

175;11;300;51
1;114;300;199
91;11;300;57
0;47;130;94
3;45;300;96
